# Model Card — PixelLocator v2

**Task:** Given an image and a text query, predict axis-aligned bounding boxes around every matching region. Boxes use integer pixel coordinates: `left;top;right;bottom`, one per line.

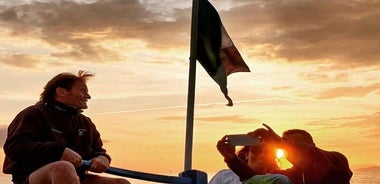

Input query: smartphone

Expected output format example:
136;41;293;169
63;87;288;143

227;134;260;146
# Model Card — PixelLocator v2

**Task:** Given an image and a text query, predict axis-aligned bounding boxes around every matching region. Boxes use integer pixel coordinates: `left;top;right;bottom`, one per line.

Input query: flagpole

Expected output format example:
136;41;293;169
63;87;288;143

184;0;199;171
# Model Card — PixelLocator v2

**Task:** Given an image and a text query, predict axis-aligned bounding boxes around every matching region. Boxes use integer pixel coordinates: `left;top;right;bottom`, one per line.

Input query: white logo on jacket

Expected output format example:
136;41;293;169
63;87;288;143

78;129;86;136
51;127;63;134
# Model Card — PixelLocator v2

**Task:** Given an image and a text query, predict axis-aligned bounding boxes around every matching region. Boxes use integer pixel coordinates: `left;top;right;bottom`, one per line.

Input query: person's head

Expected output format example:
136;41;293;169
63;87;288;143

282;129;315;146
236;146;250;163
281;129;315;165
246;129;278;174
39;70;94;110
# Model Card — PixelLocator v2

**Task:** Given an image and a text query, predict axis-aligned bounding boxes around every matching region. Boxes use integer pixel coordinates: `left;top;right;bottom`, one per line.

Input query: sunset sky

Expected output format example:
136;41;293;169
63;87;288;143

1;0;379;182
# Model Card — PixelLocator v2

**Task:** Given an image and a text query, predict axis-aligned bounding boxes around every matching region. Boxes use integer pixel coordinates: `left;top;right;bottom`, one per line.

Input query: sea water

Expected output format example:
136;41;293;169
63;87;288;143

350;170;380;184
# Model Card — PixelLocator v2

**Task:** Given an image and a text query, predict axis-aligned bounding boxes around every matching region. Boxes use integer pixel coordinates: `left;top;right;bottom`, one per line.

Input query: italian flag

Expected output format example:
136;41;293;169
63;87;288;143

196;0;250;106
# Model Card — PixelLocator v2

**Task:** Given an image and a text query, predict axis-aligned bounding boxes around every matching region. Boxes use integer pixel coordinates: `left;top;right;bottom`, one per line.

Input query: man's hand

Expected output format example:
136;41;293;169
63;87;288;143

61;148;82;168
89;155;110;173
262;123;283;144
217;135;237;162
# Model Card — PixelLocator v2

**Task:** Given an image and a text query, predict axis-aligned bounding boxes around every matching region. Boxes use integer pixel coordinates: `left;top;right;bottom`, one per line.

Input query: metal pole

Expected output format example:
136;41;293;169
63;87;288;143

184;0;199;171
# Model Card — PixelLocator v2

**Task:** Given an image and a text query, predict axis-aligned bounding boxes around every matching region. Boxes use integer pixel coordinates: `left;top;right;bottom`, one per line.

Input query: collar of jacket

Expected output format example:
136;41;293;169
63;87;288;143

44;100;82;114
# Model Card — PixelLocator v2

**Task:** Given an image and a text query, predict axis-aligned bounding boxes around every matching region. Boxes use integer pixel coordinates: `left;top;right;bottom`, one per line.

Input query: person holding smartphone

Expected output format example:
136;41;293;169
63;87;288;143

213;128;293;184
218;124;352;184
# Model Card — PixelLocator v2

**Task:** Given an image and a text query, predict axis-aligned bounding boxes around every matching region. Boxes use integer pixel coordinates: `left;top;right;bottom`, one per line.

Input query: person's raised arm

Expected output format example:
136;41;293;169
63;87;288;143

216;135;259;182
216;135;236;161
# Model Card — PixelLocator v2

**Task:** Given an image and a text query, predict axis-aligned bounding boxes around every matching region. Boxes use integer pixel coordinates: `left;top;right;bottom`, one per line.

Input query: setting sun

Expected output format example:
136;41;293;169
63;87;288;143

276;149;285;158
275;149;293;170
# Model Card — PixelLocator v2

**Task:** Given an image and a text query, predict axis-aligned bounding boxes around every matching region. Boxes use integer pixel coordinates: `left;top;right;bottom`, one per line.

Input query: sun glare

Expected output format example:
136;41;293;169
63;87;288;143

275;148;293;170
276;149;285;158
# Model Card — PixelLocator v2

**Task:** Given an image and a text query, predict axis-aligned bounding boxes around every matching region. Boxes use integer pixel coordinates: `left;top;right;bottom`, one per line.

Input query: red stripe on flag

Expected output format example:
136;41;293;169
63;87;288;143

197;0;250;106
220;24;250;76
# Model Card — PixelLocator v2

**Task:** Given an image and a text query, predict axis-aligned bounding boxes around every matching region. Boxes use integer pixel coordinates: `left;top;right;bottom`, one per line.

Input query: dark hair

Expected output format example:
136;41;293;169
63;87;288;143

283;129;315;146
236;146;250;163
38;70;94;103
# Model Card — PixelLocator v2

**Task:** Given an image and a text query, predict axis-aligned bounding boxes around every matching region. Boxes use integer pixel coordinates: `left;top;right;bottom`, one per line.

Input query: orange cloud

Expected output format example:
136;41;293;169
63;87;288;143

222;1;380;68
1;54;40;68
300;72;349;83
316;82;380;99
196;115;258;124
0;0;190;65
307;112;380;139
1;0;380;69
158;115;258;124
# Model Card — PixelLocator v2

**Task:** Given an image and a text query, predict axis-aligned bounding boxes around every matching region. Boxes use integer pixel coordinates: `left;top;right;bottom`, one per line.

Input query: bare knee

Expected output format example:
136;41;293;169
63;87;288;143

29;161;79;184
114;178;131;184
110;178;130;184
82;176;130;184
48;161;79;183
49;160;76;173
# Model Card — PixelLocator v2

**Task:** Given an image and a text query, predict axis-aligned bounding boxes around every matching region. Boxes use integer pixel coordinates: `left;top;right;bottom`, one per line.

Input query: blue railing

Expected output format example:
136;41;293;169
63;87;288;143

82;161;207;184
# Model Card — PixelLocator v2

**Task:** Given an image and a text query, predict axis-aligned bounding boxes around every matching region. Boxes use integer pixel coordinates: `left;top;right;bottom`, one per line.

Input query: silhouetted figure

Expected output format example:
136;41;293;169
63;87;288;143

223;124;352;184
213;128;293;184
